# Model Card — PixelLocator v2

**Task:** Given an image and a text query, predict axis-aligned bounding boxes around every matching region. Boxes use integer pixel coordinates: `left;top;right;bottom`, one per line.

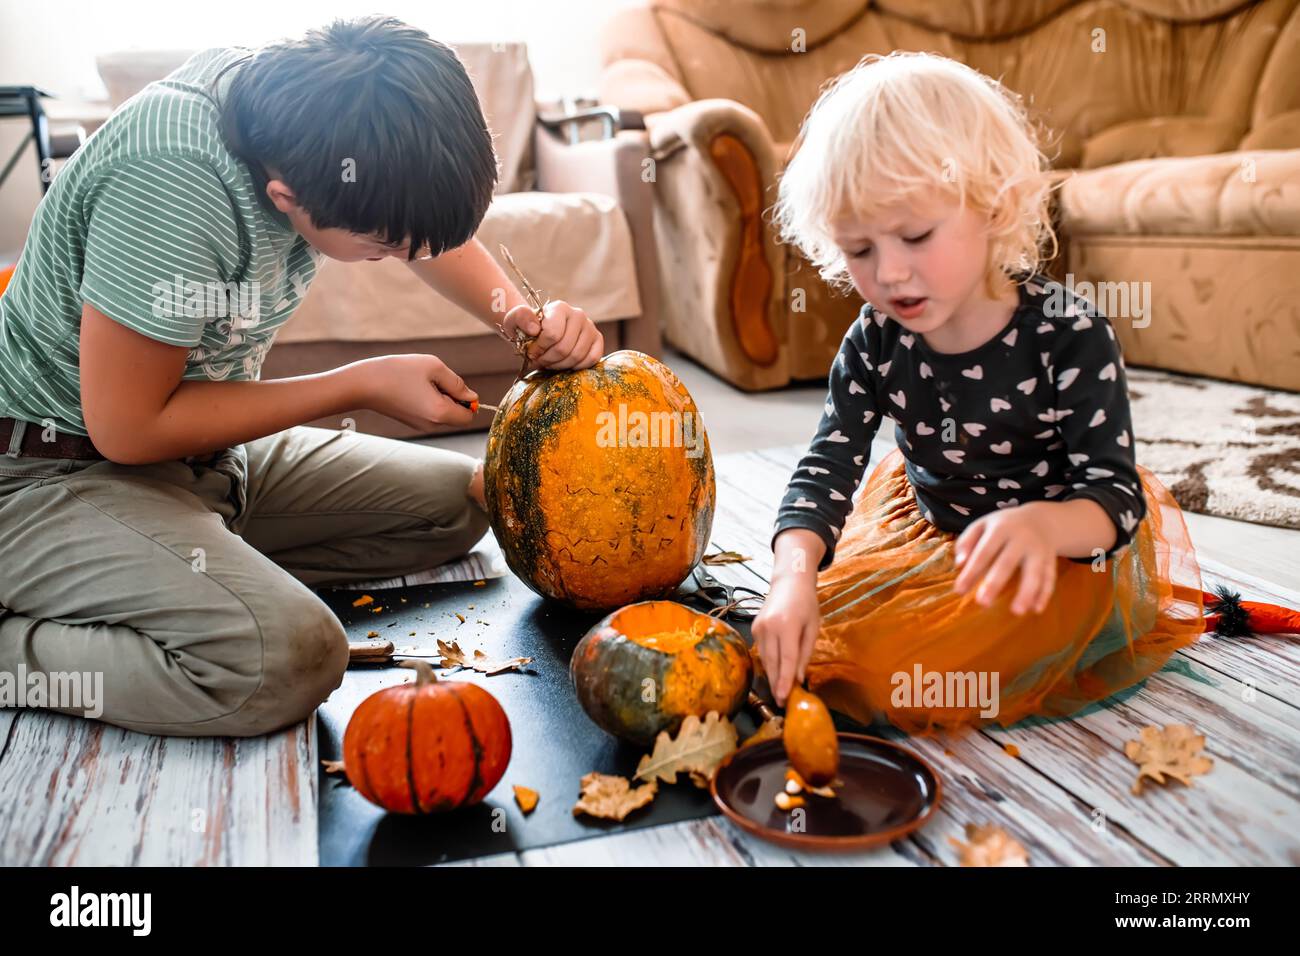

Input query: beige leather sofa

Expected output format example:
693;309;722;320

96;42;661;438
599;0;1300;393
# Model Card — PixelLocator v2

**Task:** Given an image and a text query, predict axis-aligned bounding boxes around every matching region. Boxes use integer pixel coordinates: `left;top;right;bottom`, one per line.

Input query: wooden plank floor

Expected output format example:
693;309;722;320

0;556;504;866
0;711;316;865
2;441;1296;865
442;443;1300;867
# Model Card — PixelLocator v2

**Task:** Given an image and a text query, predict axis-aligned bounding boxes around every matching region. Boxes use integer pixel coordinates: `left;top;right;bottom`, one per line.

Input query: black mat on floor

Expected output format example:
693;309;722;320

315;573;769;866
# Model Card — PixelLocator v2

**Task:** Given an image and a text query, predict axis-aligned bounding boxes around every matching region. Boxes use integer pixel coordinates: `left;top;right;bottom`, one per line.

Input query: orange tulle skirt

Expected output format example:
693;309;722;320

809;448;1206;735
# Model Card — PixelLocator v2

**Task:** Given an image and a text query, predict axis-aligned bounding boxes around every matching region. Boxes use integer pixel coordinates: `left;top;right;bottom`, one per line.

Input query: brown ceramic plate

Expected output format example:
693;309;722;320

710;734;941;850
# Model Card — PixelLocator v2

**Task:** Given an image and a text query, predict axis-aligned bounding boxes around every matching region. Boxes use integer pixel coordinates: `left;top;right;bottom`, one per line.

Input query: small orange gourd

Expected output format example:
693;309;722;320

343;661;512;813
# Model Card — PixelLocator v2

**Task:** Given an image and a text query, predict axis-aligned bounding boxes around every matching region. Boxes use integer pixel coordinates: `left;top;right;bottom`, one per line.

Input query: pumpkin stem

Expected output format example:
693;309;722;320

399;659;438;686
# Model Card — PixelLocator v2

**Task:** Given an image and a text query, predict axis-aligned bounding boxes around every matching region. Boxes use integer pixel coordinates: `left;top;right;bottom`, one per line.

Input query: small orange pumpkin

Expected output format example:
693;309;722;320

483;350;715;611
571;600;752;744
343;661;512;813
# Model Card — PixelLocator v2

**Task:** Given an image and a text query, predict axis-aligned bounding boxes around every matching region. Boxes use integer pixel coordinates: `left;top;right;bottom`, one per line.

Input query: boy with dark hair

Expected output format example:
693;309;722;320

0;17;602;737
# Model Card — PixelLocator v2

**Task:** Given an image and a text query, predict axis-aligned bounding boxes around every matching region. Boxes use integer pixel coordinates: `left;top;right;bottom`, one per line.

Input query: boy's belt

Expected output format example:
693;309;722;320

0;417;106;460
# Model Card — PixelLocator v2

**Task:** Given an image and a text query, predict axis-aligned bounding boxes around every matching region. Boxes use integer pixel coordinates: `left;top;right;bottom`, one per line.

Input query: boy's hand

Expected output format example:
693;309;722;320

501;300;603;371
347;354;478;430
953;503;1058;616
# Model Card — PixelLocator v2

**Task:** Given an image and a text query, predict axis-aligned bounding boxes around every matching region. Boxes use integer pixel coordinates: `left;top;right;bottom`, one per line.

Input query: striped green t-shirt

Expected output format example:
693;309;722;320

0;47;321;440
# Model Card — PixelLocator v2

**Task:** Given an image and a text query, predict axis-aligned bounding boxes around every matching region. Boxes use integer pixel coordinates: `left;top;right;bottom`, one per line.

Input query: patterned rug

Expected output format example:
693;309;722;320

1127;367;1300;530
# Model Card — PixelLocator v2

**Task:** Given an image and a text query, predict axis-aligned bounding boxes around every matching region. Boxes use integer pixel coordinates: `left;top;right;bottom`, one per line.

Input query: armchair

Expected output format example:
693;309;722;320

600;0;1300;393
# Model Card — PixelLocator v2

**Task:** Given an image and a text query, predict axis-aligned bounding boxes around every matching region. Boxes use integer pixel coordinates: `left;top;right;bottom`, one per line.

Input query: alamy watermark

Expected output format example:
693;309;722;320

1044;273;1151;329
50;885;150;935
595;403;705;459
151;275;261;323
891;664;1001;719
0;666;103;719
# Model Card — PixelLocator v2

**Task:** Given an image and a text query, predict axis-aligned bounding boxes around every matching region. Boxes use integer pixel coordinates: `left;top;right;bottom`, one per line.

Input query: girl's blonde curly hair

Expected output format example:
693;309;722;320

771;51;1058;297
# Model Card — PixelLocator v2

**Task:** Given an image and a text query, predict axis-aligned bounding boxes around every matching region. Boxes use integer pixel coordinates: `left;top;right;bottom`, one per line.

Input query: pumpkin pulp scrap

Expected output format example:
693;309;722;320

784;684;840;788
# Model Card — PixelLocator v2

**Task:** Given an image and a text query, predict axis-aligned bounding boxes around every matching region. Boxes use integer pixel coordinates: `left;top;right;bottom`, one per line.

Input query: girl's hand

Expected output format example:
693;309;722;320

752;575;823;708
953;502;1058;616
502;300;603;371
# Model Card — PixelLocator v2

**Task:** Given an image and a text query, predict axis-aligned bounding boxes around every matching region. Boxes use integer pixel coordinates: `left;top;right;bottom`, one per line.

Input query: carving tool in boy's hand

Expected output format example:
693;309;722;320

453;398;500;414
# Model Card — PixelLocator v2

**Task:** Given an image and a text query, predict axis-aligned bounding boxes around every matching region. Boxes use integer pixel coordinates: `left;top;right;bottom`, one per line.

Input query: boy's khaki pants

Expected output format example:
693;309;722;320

0;425;489;737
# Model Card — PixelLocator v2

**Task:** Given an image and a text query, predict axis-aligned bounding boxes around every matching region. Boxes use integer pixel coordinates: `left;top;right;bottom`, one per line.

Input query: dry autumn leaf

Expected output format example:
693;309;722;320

436;639;533;675
572;773;657;821
635;711;738;787
513;785;539;814
949;823;1029;867
702;550;751;566
1124;724;1214;795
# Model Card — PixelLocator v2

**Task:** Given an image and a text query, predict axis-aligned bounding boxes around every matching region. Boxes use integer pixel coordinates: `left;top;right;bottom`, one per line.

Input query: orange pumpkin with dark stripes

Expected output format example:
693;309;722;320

483;350;715;612
343;661;511;813
571;600;752;744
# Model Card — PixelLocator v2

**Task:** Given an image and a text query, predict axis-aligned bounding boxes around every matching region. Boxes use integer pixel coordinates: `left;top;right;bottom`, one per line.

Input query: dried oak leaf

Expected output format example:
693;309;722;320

635;711;738;787
743;715;785;747
321;759;346;775
949;823;1029;867
572;773;657;821
436;639;532;675
1124;724;1214;795
513;785;539;814
702;550;752;566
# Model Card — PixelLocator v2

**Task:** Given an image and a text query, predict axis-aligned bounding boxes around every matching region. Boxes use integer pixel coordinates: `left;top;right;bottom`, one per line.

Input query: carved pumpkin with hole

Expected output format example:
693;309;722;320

571;600;752;744
343;661;511;813
483;350;715;611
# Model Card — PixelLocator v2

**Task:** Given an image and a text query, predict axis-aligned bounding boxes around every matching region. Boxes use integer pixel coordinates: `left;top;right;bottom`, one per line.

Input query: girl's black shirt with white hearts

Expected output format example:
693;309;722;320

773;275;1146;572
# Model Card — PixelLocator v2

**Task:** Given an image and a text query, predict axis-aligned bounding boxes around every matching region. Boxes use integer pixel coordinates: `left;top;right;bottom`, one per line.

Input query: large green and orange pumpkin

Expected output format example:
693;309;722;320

483;350;715;611
343;661;512;813
571;600;752;744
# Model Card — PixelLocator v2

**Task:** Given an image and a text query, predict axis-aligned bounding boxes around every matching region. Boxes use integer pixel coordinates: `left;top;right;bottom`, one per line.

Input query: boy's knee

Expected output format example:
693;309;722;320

433;457;490;557
466;458;486;512
222;595;348;737
460;491;491;549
